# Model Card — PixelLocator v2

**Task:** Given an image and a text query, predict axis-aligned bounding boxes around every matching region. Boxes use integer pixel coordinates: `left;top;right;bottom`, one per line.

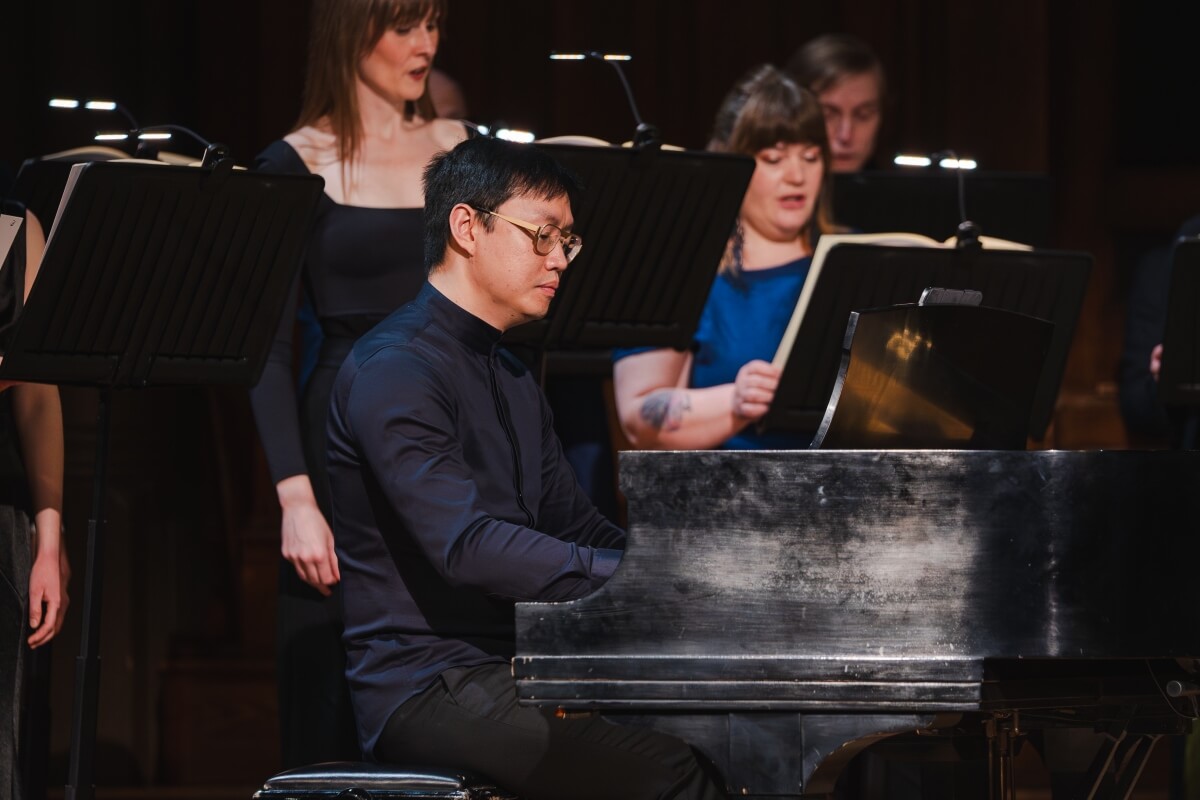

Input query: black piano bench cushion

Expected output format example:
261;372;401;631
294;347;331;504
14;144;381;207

254;762;518;800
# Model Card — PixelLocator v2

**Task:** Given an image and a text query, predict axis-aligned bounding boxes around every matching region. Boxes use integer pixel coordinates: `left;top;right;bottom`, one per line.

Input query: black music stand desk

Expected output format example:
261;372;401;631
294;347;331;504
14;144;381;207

505;142;754;357
0;158;322;800
812;304;1054;450
831;170;1054;248
761;243;1091;440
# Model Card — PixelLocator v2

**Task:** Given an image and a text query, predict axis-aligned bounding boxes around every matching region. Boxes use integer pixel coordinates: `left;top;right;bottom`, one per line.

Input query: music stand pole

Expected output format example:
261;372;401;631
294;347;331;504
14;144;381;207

64;390;110;800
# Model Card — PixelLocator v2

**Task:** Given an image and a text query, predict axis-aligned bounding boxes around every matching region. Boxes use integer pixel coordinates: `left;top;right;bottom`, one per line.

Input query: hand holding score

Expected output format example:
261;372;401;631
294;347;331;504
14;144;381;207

732;359;781;421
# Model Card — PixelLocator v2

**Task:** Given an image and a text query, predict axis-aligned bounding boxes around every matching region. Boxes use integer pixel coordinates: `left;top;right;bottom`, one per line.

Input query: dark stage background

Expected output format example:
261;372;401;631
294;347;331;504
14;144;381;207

3;0;1200;794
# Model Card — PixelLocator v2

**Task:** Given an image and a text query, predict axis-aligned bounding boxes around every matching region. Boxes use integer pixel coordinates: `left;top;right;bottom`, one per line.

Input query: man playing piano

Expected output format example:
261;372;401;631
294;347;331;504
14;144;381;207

325;136;726;800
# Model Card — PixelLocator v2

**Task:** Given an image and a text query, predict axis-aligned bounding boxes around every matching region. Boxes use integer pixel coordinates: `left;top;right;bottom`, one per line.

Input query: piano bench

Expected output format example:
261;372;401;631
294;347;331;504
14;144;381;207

253;762;518;800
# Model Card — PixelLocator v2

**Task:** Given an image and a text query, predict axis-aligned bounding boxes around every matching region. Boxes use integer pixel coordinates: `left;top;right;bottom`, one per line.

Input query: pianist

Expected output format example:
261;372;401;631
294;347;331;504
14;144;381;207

326;136;726;800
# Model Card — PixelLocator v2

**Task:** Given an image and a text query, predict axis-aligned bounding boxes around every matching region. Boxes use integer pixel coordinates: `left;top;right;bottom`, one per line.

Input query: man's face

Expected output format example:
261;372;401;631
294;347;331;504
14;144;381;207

818;70;883;173
469;192;574;330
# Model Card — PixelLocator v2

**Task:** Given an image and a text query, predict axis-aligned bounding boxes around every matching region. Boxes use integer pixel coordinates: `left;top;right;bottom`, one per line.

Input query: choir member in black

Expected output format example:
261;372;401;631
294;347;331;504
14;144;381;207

1118;213;1200;449
249;0;466;767
327;136;727;800
0;201;68;800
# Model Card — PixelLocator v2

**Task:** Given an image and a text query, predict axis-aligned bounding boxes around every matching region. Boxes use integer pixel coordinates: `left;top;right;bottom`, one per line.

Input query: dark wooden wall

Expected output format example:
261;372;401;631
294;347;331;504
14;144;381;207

4;0;1200;792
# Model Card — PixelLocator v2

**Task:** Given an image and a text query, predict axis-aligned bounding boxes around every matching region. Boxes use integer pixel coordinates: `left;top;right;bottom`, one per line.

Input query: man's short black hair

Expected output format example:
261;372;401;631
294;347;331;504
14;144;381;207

423;137;583;273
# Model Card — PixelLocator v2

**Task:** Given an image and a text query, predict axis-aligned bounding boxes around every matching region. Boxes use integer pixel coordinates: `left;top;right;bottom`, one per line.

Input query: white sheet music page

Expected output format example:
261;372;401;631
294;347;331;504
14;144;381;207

45;162;86;249
0;214;23;268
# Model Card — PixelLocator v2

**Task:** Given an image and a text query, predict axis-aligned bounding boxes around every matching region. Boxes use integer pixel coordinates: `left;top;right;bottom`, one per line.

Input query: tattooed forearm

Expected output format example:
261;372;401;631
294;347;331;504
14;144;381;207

639;391;691;432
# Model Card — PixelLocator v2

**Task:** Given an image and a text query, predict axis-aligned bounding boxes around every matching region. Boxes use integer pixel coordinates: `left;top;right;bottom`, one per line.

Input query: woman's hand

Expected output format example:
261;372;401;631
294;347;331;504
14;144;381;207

28;521;69;648
731;360;781;421
278;475;340;596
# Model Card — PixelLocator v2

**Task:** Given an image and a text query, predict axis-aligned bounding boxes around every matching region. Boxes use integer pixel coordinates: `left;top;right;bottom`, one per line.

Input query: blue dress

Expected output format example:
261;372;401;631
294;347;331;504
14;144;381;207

690;257;814;449
614;256;815;450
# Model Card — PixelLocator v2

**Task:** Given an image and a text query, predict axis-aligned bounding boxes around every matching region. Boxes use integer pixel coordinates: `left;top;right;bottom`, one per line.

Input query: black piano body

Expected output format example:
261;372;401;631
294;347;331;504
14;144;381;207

514;450;1200;797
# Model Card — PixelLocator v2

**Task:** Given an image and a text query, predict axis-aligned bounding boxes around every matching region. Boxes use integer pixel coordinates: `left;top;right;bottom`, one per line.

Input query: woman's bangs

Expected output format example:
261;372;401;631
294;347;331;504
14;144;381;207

383;0;441;29
735;108;819;155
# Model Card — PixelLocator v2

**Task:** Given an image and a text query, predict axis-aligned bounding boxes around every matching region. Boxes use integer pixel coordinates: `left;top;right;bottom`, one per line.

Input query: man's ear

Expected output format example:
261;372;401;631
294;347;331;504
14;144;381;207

448;203;478;257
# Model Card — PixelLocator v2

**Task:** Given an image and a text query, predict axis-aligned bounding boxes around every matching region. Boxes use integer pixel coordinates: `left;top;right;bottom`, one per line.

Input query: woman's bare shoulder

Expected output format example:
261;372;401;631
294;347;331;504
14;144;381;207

428;117;469;151
284;125;339;169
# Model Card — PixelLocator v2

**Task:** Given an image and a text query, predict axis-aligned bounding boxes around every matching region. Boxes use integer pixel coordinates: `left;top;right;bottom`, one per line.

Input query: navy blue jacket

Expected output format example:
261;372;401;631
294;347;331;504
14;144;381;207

328;282;625;757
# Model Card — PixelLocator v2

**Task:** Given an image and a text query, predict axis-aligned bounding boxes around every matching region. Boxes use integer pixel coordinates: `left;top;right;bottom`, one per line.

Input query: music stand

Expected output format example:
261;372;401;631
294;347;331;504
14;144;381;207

12;156;119;235
0;157;322;800
761;244;1091;439
812;304;1054;449
503;143;754;356
831;170;1054;248
1159;237;1200;447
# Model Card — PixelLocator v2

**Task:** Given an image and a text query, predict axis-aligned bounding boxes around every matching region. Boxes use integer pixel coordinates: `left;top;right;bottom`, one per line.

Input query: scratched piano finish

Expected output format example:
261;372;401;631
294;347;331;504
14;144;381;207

514;450;1200;796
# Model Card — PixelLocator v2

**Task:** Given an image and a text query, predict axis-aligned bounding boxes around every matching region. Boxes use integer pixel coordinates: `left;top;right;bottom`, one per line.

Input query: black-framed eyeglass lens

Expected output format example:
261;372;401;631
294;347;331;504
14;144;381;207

472;207;584;263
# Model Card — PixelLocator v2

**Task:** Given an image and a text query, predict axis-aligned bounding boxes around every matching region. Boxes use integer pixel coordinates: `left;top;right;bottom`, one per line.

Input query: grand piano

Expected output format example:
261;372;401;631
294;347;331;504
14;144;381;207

514;450;1200;798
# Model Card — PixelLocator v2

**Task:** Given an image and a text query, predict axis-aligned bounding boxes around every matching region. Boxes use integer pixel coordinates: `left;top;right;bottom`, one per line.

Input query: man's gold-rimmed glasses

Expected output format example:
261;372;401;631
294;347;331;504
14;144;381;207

471;207;584;263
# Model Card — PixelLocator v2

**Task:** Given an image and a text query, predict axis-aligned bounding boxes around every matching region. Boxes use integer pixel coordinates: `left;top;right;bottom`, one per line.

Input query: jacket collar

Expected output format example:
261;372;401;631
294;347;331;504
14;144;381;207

418;282;503;355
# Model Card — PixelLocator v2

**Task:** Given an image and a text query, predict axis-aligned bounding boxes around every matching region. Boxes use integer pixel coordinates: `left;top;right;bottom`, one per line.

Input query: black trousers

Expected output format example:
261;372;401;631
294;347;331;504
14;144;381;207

277;564;360;767
377;663;727;800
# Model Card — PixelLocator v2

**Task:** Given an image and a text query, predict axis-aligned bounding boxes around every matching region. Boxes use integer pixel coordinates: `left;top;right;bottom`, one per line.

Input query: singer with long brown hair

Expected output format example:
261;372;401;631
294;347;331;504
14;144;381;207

250;0;466;766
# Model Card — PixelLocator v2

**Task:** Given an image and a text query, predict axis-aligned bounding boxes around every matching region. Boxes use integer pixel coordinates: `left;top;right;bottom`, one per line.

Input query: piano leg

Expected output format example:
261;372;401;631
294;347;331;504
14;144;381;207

1032;728;1164;800
986;712;1020;800
1074;732;1161;800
